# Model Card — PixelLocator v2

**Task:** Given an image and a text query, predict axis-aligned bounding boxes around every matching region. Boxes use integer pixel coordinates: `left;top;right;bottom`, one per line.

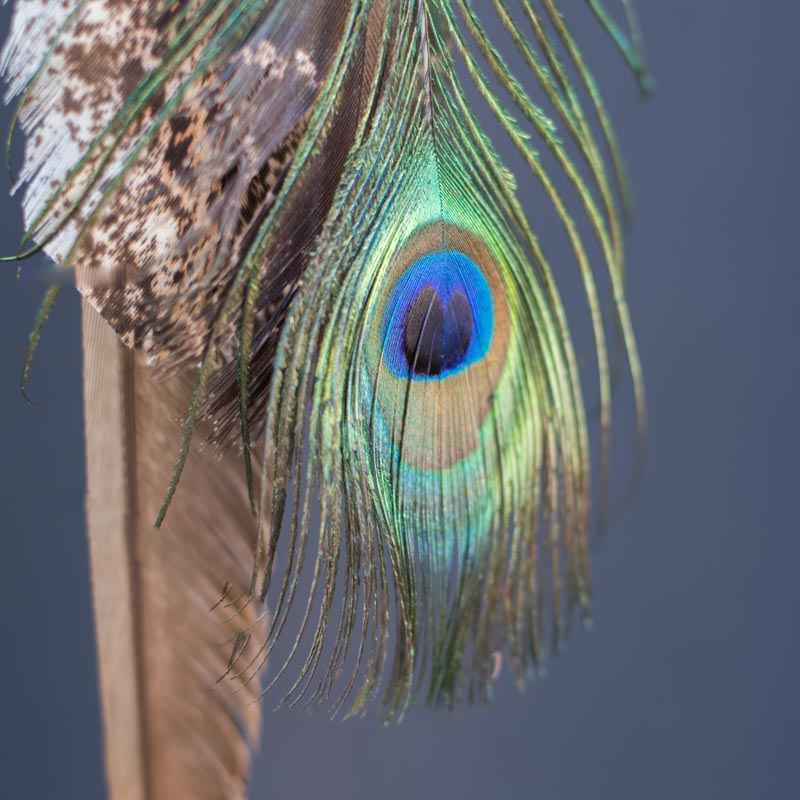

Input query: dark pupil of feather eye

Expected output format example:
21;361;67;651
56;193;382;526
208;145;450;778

403;286;473;376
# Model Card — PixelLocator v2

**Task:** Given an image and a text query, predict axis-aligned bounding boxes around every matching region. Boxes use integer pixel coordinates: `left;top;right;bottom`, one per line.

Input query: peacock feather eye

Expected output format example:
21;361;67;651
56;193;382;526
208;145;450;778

383;250;493;379
365;223;511;475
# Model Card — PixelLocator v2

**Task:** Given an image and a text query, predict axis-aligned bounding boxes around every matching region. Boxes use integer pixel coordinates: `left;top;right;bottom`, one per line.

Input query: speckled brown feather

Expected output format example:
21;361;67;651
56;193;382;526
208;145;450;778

2;1;365;797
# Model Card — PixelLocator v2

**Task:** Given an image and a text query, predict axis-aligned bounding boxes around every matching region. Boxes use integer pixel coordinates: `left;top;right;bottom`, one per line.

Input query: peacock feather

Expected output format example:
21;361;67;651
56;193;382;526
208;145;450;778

2;0;648;794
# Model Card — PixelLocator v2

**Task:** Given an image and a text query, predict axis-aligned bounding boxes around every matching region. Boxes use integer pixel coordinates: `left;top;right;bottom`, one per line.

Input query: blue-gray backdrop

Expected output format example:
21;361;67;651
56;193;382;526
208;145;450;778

0;3;796;798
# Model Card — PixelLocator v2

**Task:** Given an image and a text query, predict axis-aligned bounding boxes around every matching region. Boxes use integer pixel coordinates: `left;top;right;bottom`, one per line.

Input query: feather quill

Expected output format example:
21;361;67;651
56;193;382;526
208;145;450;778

82;300;265;799
2;0;649;796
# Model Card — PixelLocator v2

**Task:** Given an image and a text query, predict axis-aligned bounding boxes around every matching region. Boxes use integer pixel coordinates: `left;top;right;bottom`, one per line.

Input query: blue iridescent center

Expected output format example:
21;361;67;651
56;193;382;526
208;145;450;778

381;250;493;380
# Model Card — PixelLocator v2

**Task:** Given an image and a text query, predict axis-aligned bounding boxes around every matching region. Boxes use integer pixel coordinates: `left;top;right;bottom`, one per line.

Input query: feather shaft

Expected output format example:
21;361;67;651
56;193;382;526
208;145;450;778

82;301;266;799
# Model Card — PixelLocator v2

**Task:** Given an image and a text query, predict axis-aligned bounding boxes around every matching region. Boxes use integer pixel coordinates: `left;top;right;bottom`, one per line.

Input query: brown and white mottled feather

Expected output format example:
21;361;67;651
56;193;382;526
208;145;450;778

3;0;390;794
2;0;364;797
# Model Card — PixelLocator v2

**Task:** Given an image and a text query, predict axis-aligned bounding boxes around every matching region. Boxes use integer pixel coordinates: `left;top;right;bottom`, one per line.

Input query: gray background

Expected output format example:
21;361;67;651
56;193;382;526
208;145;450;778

0;2;797;798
